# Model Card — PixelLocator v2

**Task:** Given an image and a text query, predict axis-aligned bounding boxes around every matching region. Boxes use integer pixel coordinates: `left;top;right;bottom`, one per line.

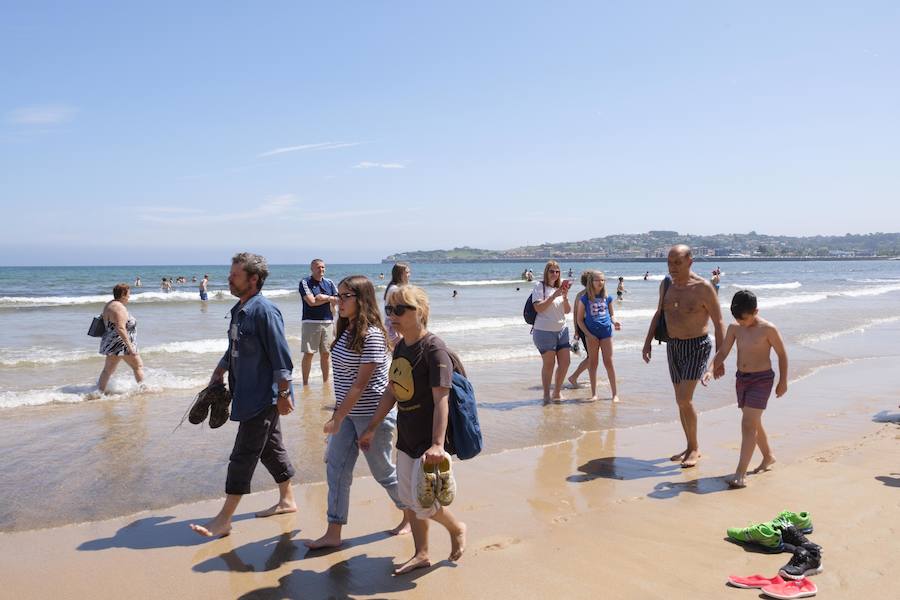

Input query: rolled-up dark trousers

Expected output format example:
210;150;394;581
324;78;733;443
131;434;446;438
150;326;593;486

225;405;295;495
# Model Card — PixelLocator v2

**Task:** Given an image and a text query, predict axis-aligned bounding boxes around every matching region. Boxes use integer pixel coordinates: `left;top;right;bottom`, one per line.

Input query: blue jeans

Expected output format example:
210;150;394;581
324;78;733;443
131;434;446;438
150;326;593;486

326;412;404;524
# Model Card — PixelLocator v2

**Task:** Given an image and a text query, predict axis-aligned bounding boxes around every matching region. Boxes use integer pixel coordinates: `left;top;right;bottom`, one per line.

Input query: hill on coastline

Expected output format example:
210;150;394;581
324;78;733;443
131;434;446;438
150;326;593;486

384;231;900;263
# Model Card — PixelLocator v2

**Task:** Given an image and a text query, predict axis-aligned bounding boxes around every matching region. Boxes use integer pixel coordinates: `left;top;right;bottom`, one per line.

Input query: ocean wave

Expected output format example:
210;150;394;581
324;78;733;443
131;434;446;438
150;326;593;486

0;348;94;367
846;278;900;284
0;369;206;410
0;288;295;308
730;281;802;290
143;339;228;355
442;279;524;287
799;315;900;345
431;317;524;334
458;341;643;364
759;283;900;310
620;275;666;281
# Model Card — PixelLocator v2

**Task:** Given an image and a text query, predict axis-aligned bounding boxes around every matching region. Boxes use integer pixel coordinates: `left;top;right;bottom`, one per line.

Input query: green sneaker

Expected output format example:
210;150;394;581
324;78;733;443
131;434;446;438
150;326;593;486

770;510;813;534
726;523;783;551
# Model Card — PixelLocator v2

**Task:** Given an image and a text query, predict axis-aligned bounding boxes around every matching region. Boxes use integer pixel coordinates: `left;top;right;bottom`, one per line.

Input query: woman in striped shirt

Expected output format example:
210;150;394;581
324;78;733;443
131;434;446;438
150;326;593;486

305;275;410;549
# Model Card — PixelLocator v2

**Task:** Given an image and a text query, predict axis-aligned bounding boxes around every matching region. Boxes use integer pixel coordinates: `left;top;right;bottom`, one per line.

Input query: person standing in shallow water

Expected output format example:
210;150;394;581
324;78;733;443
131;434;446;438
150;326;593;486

531;260;571;402
97;283;144;392
305;275;410;549
642;245;724;468
190;252;297;539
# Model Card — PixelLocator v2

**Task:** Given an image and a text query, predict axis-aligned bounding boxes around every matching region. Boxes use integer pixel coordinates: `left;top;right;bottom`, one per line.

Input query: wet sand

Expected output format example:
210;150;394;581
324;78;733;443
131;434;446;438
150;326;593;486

2;355;898;599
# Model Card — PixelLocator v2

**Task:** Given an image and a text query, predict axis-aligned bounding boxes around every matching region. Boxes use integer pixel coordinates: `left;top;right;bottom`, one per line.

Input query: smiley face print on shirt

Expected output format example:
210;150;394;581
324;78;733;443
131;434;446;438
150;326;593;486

389;356;414;402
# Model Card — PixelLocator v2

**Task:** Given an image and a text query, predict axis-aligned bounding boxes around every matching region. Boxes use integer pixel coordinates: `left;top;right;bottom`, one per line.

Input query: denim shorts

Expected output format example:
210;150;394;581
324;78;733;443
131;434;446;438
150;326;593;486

533;326;571;354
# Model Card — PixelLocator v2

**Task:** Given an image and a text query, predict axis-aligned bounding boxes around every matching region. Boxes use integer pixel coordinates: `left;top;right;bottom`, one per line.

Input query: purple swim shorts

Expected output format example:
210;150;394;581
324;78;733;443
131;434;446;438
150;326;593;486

735;369;775;410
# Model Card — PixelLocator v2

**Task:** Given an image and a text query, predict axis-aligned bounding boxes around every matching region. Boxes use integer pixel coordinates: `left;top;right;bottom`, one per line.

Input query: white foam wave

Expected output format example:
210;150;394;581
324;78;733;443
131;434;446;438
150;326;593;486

838;283;900;297
0;369;206;409
442;279;524;287
143;339;228;355
758;294;829;308
0;348;93;367
758;283;900;310
620;275;665;281
847;278;900;284
0;288;295;308
459;341;643;364
730;281;802;290
799;316;900;345
431;317;524;334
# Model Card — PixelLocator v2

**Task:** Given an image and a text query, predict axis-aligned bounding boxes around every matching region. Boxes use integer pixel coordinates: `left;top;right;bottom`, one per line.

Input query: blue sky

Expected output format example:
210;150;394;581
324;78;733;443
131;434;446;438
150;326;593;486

2;1;898;265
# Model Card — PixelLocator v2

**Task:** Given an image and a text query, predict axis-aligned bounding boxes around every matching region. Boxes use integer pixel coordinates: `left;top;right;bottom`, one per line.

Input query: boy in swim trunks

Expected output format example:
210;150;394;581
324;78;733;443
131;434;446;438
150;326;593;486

703;290;788;488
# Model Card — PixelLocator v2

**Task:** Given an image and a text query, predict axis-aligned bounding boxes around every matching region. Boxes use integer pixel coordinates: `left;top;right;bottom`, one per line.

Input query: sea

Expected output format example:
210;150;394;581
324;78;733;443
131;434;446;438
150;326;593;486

1;260;899;531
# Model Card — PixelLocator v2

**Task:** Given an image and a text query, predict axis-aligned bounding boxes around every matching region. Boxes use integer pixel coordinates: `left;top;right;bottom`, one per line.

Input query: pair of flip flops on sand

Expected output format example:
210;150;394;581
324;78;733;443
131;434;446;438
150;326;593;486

728;574;817;599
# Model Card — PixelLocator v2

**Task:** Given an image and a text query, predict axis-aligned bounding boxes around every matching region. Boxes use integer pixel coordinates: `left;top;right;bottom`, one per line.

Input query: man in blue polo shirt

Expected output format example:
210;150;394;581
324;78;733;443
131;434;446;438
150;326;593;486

299;258;338;385
190;252;296;539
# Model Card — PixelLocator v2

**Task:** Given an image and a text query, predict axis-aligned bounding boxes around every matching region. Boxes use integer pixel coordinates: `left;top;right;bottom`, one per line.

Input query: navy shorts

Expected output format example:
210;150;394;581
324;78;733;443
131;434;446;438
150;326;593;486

666;336;712;384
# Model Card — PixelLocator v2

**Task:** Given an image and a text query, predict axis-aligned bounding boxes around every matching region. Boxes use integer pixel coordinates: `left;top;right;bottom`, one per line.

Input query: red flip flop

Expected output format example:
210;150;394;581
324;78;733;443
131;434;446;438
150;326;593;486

727;574;785;589
761;578;817;599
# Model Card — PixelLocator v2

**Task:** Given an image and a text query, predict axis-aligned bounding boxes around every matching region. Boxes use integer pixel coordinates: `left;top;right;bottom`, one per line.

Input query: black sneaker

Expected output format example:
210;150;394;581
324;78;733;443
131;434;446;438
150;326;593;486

779;546;824;580
781;525;821;553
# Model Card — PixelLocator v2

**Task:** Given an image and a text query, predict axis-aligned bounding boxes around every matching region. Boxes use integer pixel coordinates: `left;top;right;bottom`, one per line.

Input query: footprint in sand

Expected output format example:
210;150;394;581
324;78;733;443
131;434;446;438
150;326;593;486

476;537;521;553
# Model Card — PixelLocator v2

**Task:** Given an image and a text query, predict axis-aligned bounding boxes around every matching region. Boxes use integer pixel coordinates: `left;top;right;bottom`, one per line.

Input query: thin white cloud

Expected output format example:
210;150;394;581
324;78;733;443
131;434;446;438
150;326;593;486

139;194;300;225
258;142;363;158
136;206;205;214
303;208;394;221
8;104;77;125
352;161;406;169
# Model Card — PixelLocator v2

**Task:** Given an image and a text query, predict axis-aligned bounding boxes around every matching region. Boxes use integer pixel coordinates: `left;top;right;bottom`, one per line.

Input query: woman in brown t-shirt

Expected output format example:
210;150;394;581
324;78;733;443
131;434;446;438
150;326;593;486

360;284;466;575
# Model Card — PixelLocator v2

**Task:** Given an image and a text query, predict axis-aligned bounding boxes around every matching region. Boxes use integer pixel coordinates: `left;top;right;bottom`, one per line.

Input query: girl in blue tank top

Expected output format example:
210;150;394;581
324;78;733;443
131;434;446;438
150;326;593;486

574;270;622;402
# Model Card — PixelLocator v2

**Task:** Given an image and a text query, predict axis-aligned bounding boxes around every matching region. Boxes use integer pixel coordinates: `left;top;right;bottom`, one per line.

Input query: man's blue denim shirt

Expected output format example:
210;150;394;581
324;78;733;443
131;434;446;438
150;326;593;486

218;292;293;422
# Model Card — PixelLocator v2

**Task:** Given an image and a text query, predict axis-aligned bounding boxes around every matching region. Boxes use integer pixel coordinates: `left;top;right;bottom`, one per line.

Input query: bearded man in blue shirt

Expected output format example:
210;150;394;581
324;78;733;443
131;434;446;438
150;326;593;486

190;252;297;538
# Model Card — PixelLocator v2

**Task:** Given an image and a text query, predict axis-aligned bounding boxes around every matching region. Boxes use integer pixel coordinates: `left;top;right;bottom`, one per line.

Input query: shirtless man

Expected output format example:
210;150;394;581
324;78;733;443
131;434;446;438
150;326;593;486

642;245;724;468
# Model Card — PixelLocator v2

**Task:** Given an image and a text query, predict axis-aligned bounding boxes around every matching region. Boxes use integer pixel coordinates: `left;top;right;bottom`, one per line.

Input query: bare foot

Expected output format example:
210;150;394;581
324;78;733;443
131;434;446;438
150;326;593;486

189;519;232;538
725;476;747;489
389;516;411;536
449;522;467;562
255;501;298;518
611;395;620;403
680;450;701;468
304;533;342;550
542;394;552;404
393;553;431;575
588;395;599;401
551;391;564;401
567;375;580;388
751;457;776;474
669;449;688;462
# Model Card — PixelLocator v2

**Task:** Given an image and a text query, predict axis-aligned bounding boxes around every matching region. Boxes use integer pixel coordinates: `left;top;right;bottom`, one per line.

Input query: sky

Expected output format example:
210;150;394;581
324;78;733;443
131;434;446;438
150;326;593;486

2;1;899;265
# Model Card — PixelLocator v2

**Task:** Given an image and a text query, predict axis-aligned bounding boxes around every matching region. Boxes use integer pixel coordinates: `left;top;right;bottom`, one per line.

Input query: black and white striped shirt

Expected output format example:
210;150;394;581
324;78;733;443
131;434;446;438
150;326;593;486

331;326;390;416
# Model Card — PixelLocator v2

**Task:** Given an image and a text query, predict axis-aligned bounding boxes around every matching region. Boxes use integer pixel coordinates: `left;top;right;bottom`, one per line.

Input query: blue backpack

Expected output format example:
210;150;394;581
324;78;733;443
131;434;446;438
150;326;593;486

421;335;483;460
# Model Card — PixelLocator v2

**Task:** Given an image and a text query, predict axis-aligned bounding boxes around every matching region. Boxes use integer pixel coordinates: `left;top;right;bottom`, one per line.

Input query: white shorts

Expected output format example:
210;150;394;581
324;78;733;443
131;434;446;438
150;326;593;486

300;321;334;354
396;450;440;520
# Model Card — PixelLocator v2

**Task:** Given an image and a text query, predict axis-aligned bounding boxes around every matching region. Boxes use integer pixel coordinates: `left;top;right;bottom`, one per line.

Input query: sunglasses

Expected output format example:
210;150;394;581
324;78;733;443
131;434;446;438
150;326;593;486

337;292;357;301
385;303;416;316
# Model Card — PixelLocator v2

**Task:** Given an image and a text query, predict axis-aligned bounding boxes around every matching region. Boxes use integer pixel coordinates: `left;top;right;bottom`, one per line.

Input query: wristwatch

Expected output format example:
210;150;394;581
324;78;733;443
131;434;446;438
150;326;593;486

278;389;291;399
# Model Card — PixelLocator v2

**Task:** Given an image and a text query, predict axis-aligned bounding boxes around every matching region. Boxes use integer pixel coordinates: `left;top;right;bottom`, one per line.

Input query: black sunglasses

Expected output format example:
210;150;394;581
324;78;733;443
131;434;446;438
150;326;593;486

385;303;416;316
337;292;357;300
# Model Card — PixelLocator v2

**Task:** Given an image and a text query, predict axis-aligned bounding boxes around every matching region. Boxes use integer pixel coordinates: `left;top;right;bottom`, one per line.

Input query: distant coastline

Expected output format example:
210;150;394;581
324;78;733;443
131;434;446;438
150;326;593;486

380;256;891;264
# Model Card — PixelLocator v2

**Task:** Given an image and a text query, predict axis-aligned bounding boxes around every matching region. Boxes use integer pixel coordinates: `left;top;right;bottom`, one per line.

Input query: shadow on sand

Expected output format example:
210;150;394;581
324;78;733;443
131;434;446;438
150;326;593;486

193;529;395;573
77;513;256;551
236;555;451;599
872;410;900;424
647;476;732;499
567;456;683;482
875;473;900;488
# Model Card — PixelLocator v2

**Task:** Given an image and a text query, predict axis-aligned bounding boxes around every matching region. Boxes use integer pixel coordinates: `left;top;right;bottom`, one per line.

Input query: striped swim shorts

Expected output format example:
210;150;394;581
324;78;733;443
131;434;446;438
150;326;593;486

666;335;712;384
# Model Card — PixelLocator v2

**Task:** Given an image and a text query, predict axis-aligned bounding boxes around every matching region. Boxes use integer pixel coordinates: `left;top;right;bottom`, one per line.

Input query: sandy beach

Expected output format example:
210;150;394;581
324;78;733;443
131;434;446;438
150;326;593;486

2;351;897;599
